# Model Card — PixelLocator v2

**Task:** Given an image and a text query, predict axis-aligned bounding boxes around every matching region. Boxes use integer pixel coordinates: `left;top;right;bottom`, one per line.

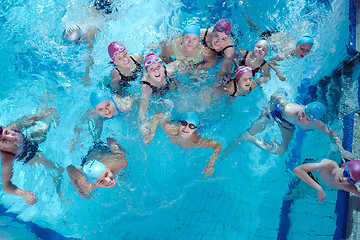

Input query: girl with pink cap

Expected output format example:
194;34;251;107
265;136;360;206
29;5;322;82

138;52;181;137
200;19;235;76
108;42;143;97
236;39;271;85
294;159;360;202
216;66;257;97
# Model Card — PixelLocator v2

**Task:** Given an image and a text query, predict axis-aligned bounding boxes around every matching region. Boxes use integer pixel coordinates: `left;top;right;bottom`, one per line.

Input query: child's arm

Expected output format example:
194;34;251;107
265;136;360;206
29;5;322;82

1;153;38;205
66;165;94;199
268;62;287;81
314;121;355;161
256;63;271;84
293;159;336;202
138;77;152;135
106;138;128;173
216;45;235;80
269;92;288;111
165;60;183;75
7;107;57;131
142;113;173;145
199;139;223;178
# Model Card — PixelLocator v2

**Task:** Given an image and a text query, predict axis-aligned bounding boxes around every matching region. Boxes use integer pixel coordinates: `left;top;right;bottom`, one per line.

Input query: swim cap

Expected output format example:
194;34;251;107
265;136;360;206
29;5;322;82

304;101;326;121
90;90;112;109
183;21;200;38
296;33;314;47
64;25;83;42
83;160;107;184
144;52;162;71
213;19;231;35
255;39;270;53
341;160;360;182
108;42;126;60
235;66;252;81
181;112;200;128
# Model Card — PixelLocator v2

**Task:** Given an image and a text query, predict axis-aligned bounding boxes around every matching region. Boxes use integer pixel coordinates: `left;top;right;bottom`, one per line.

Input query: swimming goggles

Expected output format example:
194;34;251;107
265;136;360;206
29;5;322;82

214;26;231;35
144;58;162;67
180;120;197;129
343;162;357;185
304;106;317;121
112;46;126;59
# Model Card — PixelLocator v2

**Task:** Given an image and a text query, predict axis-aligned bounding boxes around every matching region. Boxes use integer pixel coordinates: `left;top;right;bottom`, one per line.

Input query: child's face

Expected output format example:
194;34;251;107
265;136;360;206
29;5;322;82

238;72;253;90
113;50;131;68
96;100;116;118
147;63;164;82
334;168;355;185
95;168;115;188
0;128;20;150
179;121;196;138
297;110;312;124
296;43;312;58
253;45;267;58
211;31;228;50
183;34;199;51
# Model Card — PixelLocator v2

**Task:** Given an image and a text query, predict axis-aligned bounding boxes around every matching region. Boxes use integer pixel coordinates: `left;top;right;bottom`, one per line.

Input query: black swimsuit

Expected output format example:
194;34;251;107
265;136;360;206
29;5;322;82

240;50;267;75
81;142;111;167
112;57;142;96
140;67;175;96
202;28;234;57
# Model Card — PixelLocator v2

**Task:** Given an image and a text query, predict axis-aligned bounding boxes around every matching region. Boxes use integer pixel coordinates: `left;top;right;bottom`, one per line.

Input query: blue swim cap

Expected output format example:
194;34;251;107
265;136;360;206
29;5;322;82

296;33;314;47
90;90;112;109
181;111;200;127
304;101;326;121
83;160;107;184
183;21;201;38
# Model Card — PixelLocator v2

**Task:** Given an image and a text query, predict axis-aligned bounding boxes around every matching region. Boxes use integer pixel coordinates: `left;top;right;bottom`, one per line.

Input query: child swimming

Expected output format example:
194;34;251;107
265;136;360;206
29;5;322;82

66;137;127;199
143;112;222;178
238;92;354;160
200;19;235;79
0;107;63;205
108;41;143;97
138;52;180;136
235;39;271;84
293;159;360;202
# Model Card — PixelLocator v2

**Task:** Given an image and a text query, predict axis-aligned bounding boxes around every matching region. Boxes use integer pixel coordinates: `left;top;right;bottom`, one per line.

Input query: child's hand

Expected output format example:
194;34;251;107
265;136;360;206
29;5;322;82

20;190;38;205
276;72;287;81
202;165;215;178
316;188;326;202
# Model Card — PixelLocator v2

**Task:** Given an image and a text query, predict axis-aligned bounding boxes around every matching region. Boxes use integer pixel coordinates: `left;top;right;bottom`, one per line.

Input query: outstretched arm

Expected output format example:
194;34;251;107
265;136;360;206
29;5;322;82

269;92;288;111
1;153;38;205
216;47;235;80
268;62;287;81
66;165;94;199
142;113;174;145
106;138;128;173
314;121;354;161
199;139;222;178
82;26;97;86
293;159;336;202
138;80;152;136
7;107;57;131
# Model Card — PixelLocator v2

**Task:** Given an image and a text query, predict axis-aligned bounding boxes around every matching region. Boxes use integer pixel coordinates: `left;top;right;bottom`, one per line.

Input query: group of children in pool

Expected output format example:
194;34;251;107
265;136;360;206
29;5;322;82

1;2;360;205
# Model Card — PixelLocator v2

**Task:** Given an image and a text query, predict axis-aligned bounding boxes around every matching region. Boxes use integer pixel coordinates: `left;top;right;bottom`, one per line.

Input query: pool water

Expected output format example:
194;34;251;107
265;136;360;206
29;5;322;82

0;0;355;239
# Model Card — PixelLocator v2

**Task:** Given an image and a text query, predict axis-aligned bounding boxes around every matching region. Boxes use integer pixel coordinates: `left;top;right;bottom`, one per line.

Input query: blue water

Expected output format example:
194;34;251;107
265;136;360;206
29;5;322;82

0;0;356;239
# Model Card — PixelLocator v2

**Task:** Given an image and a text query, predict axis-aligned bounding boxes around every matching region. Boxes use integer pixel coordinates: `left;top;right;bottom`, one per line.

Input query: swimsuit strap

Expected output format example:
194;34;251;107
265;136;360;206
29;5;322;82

231;78;237;97
240;50;249;66
222;45;234;52
202;28;209;46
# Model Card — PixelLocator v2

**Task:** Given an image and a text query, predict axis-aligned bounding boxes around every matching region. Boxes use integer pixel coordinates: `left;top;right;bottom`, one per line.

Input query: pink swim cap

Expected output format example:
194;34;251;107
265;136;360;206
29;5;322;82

341;160;360;182
108;42;126;60
213;19;231;35
235;66;252;81
144;52;162;71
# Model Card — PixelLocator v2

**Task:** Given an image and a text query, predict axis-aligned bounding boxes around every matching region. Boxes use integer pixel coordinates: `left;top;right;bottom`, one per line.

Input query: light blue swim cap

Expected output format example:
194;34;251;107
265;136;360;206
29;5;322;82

181;111;200;127
83;160;107;184
304;101;326;121
183;21;201;38
90;90;111;109
296;33;314;47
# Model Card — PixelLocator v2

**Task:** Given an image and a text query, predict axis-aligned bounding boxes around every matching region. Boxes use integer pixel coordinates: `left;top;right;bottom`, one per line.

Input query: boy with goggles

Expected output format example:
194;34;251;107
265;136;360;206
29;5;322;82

228;93;354;160
293;159;360;202
142;112;222;178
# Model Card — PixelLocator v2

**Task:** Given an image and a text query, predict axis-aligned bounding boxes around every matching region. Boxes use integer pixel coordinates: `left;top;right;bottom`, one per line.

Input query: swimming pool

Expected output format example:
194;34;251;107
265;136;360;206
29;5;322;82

0;0;357;239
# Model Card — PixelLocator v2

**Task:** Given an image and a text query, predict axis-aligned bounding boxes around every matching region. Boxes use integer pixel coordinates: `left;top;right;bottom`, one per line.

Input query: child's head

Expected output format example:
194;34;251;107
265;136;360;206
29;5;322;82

0;126;20;151
90;90;117;118
303;101;326;122
108;42;130;67
83;160;115;188
182;22;200;51
64;25;83;43
235;66;253;90
144;52;164;81
254;39;270;58
341;160;360;184
296;33;313;58
179;112;199;138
